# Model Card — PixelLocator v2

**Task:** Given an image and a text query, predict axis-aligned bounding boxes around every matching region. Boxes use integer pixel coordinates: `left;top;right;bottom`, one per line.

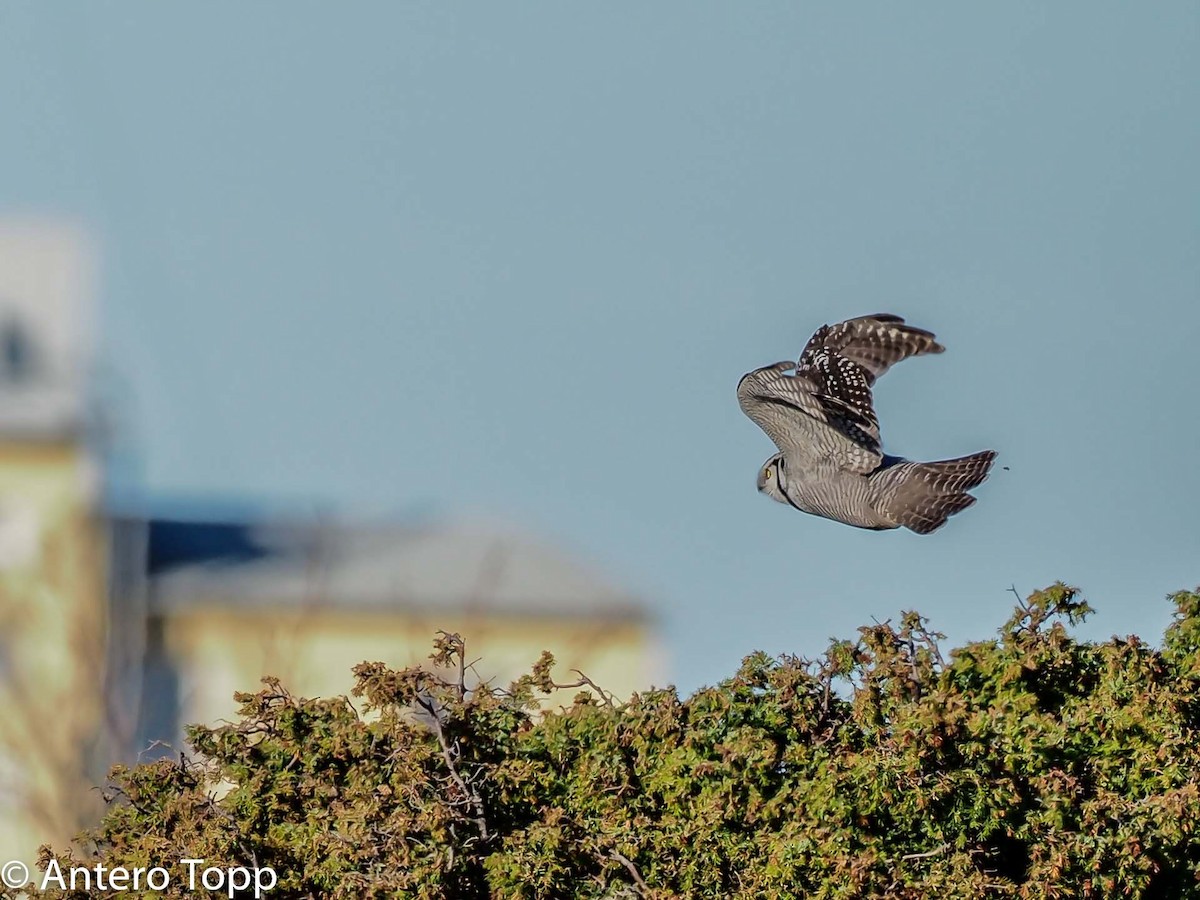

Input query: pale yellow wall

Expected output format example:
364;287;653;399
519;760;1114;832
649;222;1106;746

157;604;654;739
0;440;105;870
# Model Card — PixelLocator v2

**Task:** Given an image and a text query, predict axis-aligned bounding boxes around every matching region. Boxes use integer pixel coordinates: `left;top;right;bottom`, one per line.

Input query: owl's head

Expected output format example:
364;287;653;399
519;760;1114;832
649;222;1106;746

756;452;789;505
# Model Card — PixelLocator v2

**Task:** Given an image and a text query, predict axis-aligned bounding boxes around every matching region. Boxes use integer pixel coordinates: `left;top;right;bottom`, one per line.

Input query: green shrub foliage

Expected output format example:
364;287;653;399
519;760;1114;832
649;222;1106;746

15;584;1200;899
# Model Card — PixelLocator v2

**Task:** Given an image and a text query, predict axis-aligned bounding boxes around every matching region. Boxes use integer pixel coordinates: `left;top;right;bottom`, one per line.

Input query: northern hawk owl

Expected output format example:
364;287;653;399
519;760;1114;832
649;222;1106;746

738;314;995;534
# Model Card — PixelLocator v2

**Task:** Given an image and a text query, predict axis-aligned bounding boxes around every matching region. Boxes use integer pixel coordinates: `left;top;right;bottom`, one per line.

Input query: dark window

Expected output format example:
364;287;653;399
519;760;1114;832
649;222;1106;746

0;316;38;384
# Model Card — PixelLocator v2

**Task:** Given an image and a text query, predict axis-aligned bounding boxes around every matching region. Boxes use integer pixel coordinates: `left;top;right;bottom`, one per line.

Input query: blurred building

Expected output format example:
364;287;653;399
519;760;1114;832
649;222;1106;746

0;219;657;870
115;513;656;754
0;221;107;870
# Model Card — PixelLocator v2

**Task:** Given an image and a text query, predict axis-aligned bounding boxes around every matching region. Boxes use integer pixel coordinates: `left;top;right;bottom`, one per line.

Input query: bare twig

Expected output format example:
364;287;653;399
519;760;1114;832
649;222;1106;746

414;695;490;843
1008;584;1029;612
551;670;617;709
899;842;951;862
926;635;946;669
610;850;648;895
135;739;175;762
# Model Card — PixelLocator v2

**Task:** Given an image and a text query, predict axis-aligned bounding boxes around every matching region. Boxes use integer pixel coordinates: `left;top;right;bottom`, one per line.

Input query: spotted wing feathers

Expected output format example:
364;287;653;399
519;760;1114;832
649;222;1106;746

798;314;945;386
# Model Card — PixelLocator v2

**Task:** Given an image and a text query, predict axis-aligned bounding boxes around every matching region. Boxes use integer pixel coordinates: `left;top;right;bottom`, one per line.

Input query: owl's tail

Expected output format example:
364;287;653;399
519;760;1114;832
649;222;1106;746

878;450;997;534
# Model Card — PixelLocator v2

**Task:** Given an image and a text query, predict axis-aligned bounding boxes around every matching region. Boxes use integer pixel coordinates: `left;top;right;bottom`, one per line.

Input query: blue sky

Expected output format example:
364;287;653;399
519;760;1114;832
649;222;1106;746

2;3;1196;691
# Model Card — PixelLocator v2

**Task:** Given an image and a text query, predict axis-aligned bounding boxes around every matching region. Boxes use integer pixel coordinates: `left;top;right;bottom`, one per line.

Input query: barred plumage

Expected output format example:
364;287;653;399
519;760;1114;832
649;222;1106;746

738;314;995;534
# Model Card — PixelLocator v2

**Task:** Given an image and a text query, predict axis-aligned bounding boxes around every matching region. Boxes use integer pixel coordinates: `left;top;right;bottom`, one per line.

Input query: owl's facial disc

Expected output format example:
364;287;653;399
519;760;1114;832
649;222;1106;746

757;454;784;493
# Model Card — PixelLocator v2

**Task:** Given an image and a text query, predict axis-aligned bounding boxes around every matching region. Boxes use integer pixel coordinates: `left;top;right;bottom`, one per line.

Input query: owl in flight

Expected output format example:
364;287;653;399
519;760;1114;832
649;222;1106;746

737;314;995;534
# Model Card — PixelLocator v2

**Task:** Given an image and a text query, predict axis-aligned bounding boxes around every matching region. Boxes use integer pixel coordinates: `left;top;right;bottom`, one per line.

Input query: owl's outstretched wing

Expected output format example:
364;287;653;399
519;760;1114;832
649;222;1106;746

737;361;882;474
795;314;944;433
738;314;945;475
799;314;944;384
